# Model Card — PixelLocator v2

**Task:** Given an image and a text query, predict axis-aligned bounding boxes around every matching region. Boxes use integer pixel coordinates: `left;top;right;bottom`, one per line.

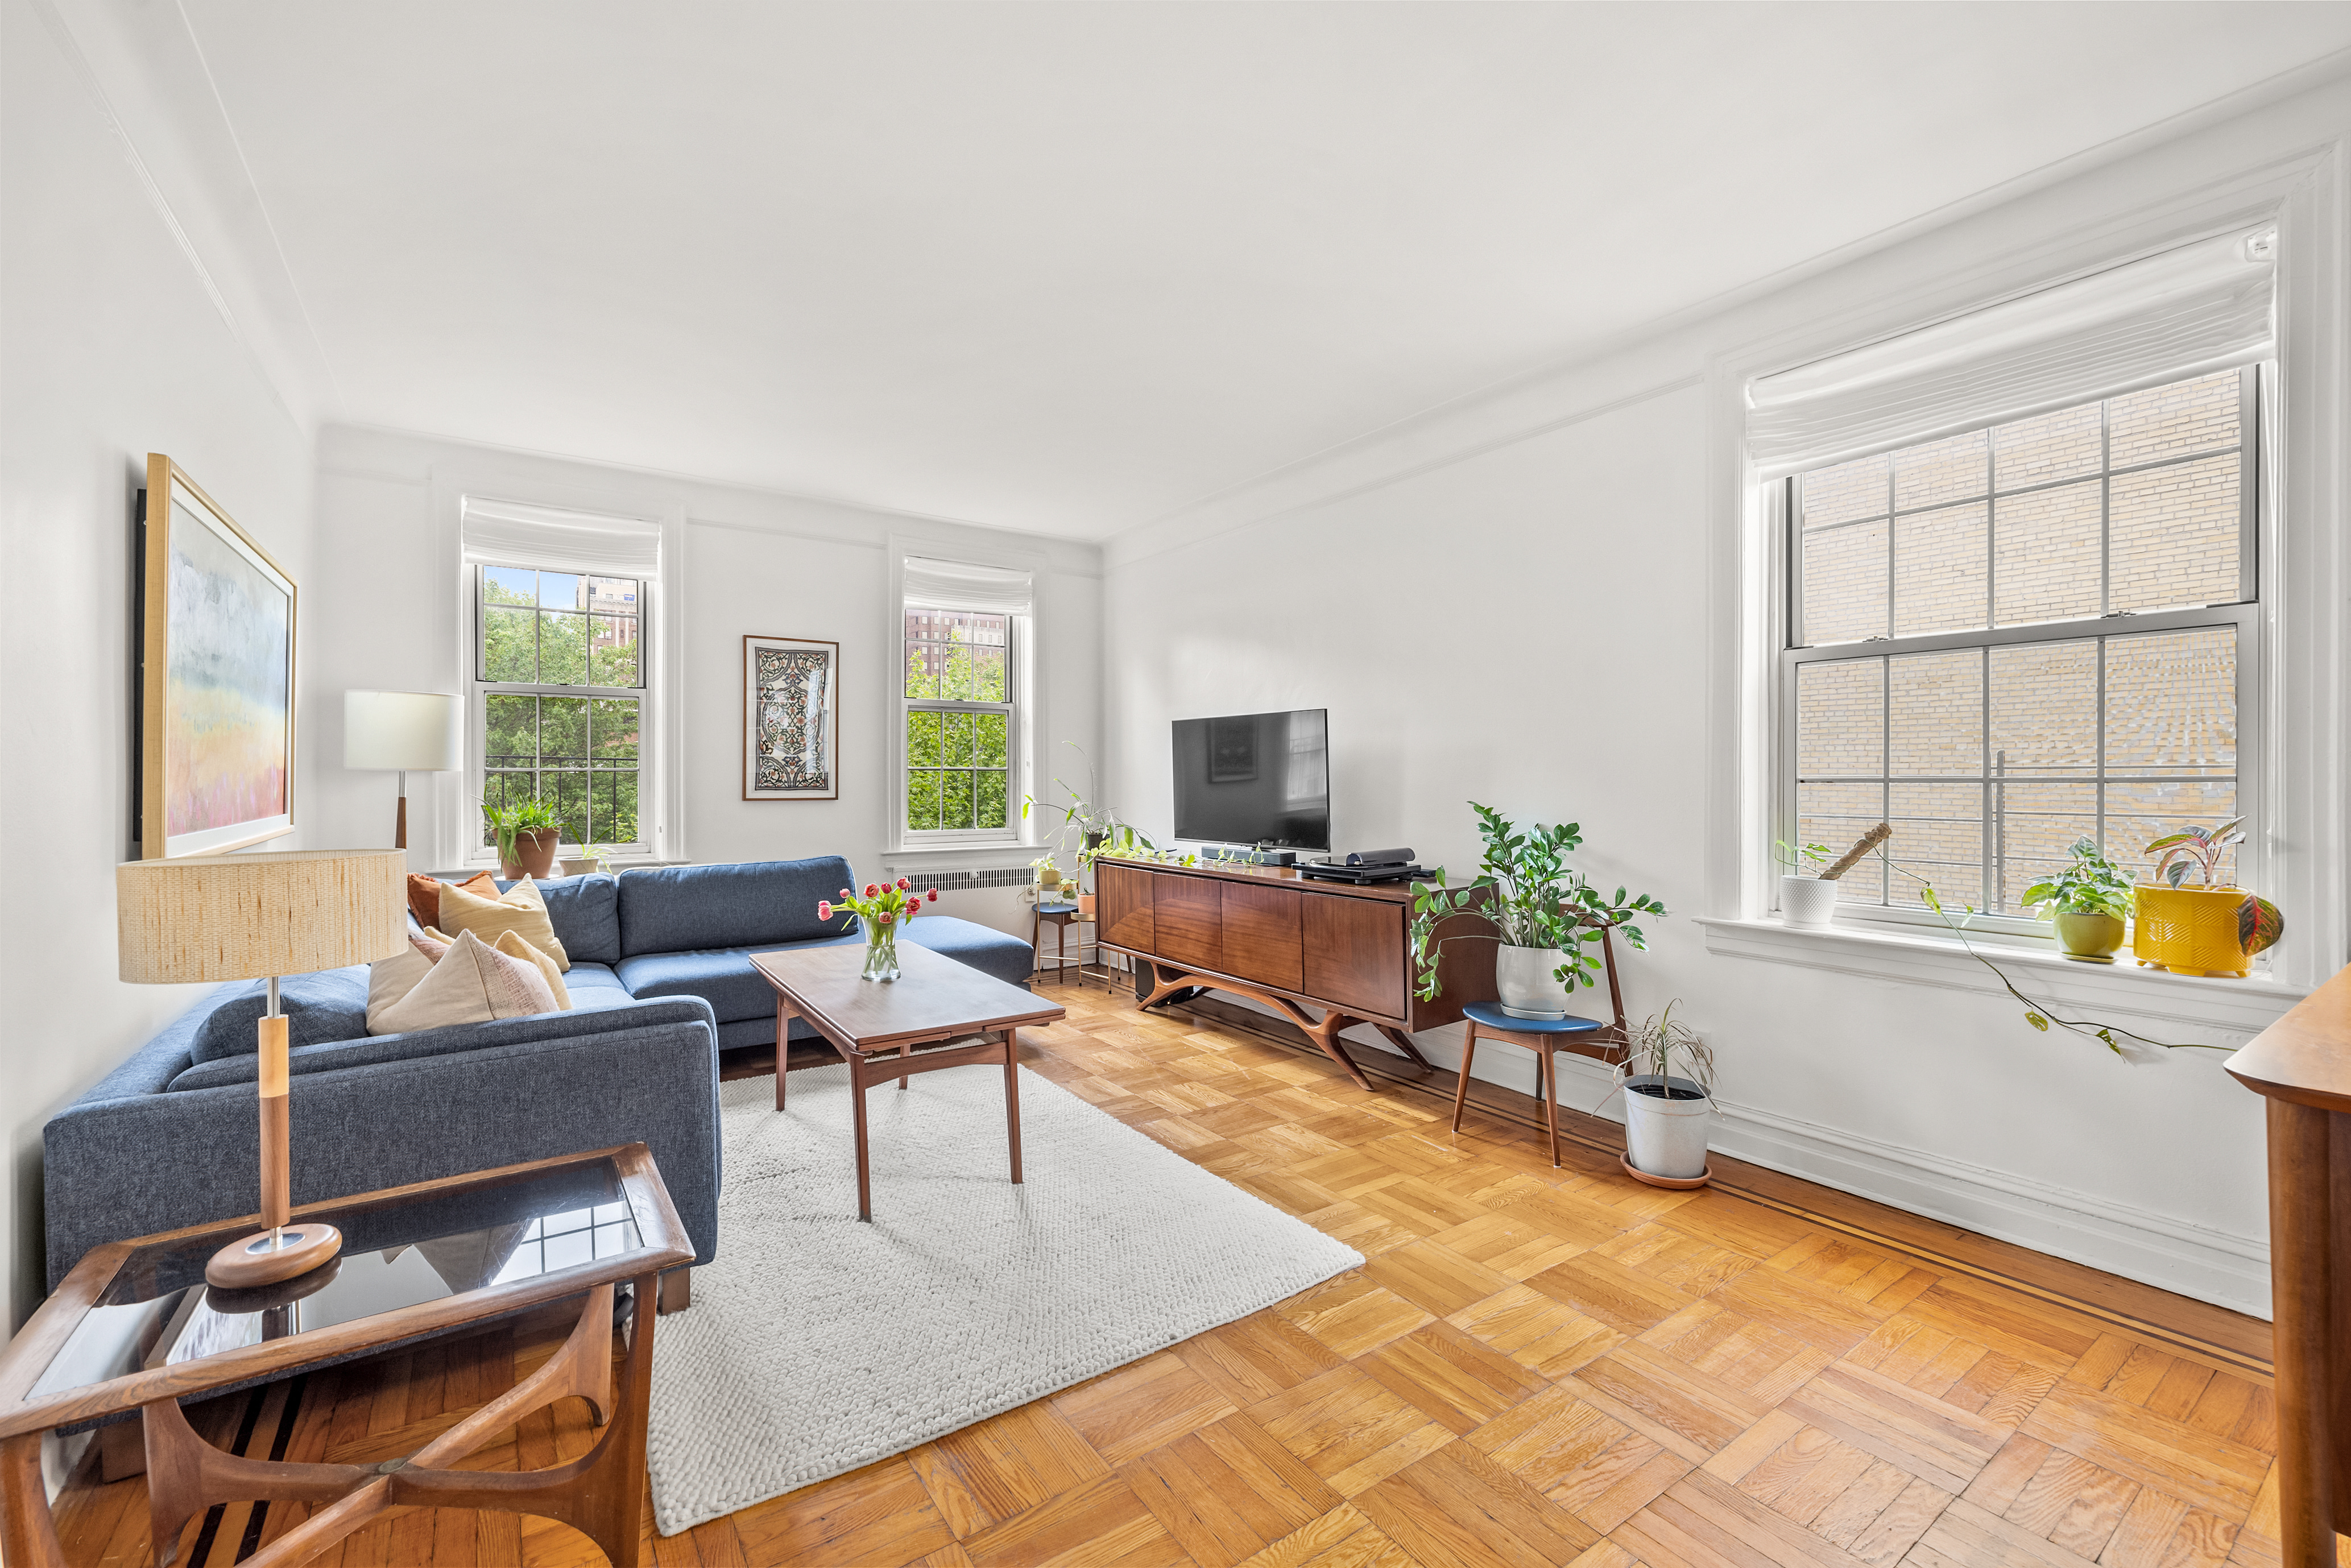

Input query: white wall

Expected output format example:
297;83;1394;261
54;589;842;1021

308;426;1102;938
1102;75;2351;1317
0;0;321;1330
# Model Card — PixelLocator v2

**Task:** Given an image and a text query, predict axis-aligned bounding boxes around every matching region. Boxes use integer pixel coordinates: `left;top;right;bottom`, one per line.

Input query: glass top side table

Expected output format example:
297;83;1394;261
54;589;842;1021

0;1144;692;1568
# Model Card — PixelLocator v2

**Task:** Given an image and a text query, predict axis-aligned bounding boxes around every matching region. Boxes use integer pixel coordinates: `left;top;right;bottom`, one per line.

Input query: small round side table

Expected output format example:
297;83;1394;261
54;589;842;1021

1031;901;1083;985
1451;1000;1620;1168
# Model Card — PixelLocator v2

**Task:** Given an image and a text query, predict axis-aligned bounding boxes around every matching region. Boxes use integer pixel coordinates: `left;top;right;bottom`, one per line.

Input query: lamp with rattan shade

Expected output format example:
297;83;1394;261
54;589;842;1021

118;850;409;1286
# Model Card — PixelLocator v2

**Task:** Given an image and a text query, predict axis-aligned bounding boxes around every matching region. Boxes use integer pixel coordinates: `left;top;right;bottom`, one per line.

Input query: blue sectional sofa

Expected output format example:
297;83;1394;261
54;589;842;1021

43;857;1034;1289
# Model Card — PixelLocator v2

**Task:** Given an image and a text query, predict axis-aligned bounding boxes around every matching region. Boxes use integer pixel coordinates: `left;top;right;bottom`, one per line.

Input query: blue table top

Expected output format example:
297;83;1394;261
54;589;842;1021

1034;902;1082;915
1462;1000;1605;1033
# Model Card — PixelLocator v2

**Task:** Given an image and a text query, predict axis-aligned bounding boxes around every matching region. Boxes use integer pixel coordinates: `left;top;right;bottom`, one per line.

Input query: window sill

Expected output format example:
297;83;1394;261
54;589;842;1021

1694;915;2306;1041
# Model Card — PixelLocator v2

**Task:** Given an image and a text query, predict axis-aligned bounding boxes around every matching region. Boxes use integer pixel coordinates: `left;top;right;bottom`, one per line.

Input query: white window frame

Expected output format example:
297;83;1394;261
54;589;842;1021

467;562;653;863
897;606;1025;849
1771;366;2269;941
1704;157;2345;1005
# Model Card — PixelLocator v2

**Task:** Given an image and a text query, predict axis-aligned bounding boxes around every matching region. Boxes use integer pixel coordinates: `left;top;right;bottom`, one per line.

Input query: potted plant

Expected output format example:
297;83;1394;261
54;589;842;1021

1611;1002;1715;1185
1030;853;1063;894
482;797;562;880
1408;803;1664;1022
1774;823;1888;927
818;878;939;982
2020;837;2135;962
2134;818;2283;979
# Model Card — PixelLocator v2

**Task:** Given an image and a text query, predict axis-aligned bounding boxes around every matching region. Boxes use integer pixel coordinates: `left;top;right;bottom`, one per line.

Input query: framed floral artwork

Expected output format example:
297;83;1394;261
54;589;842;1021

743;634;839;801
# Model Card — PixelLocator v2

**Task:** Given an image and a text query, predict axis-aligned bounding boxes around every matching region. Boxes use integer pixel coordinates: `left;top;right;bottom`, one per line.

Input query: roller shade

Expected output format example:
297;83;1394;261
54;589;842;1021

903;555;1032;615
1747;225;2275;482
462;496;663;579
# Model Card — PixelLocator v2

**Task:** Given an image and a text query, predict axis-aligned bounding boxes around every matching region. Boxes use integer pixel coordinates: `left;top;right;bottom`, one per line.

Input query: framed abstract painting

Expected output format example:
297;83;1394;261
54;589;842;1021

140;455;298;859
743;634;839;801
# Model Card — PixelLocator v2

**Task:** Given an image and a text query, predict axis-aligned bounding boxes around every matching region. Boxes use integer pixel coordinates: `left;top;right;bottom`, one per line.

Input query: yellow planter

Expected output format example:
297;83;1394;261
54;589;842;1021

2133;884;2253;978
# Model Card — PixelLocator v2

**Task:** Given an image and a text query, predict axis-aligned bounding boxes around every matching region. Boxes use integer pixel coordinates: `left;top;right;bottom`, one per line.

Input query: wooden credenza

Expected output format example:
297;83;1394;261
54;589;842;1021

1093;856;1497;1090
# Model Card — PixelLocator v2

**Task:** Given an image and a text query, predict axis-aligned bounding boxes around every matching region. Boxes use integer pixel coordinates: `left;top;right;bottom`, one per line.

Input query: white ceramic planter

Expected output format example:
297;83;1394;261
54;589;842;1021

1779;875;1841;928
1622;1073;1711;1179
1493;944;1570;1020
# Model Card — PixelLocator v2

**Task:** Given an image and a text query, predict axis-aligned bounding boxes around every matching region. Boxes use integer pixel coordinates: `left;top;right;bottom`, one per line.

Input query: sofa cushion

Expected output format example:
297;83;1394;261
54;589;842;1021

191;967;372;1062
497;874;620;966
615;949;778;1023
616;858;855;958
439;877;569;969
901;915;1037;989
561;961;638;1011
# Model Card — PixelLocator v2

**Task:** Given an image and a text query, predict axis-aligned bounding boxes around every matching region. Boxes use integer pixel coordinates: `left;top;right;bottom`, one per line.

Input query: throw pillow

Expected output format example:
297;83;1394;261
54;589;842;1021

406;871;496;930
365;930;453;1029
494;930;572;1011
369;930;558;1036
191;969;372;1063
436;875;570;970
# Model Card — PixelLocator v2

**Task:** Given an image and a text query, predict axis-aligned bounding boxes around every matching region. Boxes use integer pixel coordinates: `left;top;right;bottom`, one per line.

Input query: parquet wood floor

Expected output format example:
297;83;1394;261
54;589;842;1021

44;982;2313;1568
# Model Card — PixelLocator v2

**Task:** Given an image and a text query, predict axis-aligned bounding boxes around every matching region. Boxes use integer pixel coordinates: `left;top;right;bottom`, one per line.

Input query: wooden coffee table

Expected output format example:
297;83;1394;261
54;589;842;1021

0;1145;693;1568
751;943;1067;1221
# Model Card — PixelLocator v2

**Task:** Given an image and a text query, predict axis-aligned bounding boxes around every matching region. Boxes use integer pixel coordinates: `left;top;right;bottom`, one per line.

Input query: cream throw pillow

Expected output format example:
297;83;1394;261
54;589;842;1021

369;929;559;1035
494;930;572;1010
366;930;452;1029
436;875;570;970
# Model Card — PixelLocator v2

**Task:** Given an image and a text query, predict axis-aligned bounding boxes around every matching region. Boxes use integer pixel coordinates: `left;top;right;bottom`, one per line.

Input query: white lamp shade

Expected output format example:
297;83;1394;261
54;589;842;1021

345;690;461;772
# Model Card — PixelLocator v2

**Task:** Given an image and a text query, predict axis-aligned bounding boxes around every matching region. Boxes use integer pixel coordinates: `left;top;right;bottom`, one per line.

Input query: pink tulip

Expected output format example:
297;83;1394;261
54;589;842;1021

839;887;852;899
926;888;939;903
818;900;831;919
896;876;912;891
878;911;895;927
863;883;879;898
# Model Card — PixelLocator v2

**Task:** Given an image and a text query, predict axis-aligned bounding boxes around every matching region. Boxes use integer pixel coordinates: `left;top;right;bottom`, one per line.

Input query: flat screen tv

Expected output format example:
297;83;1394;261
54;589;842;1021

1172;709;1330;851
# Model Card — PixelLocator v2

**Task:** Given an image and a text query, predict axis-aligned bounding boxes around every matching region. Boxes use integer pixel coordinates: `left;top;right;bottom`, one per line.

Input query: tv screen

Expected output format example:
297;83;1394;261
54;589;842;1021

1172;709;1330;851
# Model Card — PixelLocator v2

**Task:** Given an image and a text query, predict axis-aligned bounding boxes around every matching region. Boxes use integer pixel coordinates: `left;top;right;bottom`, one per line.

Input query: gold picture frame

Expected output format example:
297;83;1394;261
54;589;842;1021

142;454;299;858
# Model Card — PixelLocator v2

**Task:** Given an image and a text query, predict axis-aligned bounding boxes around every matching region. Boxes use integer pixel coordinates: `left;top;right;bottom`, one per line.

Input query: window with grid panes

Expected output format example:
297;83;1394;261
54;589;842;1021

903;606;1014;839
477;565;645;851
1785;368;2257;922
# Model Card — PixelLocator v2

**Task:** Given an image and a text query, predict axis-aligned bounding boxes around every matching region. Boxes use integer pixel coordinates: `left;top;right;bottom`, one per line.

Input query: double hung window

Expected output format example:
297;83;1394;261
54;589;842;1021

1785;370;2258;920
463;497;663;859
899;555;1030;846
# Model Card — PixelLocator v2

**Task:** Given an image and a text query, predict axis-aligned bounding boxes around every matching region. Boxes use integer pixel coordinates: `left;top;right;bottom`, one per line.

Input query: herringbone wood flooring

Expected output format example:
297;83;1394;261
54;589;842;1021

47;981;2312;1568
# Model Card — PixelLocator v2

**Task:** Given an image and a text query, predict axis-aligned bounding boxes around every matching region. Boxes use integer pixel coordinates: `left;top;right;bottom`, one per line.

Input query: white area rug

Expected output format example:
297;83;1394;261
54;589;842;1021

643;1063;1364;1536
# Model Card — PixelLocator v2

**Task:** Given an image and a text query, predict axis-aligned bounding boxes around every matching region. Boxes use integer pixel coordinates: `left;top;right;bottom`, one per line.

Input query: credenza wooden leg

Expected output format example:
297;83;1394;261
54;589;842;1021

2269;1096;2337;1567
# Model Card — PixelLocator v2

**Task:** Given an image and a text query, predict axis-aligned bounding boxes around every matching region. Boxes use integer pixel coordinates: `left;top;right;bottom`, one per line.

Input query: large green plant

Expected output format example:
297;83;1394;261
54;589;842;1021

2020;838;2135;922
1407;802;1665;1000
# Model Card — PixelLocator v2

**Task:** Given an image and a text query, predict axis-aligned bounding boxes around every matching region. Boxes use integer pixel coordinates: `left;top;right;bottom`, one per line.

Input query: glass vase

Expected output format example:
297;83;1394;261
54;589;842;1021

862;923;901;982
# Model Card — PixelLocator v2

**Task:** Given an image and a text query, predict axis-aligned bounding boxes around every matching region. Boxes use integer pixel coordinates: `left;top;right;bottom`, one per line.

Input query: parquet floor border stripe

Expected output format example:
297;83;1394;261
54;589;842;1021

1148;993;2274;1383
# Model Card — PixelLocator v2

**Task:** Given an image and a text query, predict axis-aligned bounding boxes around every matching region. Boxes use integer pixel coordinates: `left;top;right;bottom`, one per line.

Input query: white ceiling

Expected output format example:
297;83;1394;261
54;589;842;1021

179;1;2351;539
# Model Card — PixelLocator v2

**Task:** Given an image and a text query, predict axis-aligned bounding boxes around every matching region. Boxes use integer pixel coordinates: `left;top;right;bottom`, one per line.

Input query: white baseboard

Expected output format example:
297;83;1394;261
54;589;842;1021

1336;1016;2273;1319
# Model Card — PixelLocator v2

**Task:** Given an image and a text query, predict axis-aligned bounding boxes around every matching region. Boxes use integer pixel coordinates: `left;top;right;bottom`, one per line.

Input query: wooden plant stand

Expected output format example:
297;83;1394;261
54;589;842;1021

0;1145;693;1568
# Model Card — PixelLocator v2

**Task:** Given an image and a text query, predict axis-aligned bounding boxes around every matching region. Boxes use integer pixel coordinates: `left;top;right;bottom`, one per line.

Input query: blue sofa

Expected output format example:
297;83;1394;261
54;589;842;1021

43;857;1034;1289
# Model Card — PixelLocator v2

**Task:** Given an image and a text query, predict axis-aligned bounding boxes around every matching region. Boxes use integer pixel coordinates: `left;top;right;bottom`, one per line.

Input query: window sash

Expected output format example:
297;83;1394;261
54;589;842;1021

900;611;1019;843
1772;369;2265;937
472;565;652;857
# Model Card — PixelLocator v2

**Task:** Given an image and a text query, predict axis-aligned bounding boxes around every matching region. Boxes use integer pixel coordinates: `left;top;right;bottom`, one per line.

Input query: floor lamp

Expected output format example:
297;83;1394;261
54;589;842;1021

345;690;462;850
117;850;409;1286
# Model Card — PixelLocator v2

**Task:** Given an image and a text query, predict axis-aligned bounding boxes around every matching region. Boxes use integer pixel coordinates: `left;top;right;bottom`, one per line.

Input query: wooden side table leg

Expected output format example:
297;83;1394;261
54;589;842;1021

1004;1028;1025;1184
1542;1045;1561;1169
1451;1023;1480;1133
899;1040;910;1091
852;1054;874;1221
1;1432;66;1568
2269;1097;2338;1568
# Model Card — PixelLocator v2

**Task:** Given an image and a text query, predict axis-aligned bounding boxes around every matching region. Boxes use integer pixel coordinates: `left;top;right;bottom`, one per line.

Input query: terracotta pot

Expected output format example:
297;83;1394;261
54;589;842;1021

1077;892;1096;918
500;829;561;882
